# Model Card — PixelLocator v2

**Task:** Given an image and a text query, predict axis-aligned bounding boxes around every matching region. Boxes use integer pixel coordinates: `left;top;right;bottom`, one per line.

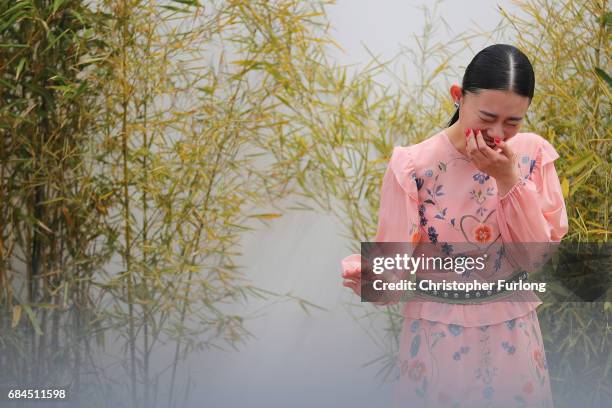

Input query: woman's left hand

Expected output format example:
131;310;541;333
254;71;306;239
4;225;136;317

465;129;521;195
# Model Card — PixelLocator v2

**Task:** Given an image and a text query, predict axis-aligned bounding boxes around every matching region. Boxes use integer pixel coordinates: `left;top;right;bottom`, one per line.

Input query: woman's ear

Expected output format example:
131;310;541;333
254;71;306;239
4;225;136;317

450;84;462;104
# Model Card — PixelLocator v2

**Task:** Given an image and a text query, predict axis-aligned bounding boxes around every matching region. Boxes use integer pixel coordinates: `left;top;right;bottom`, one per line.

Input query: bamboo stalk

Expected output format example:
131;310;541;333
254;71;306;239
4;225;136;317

119;0;138;403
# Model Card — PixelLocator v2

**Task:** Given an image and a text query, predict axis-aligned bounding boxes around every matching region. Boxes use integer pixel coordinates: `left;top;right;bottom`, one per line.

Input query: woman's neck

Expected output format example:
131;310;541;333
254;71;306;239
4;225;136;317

446;122;467;155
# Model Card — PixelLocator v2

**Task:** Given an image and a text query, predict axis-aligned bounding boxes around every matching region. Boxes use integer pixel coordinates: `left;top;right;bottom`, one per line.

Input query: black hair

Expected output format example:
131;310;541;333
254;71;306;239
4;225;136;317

448;44;535;126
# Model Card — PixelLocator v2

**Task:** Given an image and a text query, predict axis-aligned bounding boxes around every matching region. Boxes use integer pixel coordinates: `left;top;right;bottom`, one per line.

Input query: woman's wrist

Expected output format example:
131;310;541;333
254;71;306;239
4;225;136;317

495;169;521;198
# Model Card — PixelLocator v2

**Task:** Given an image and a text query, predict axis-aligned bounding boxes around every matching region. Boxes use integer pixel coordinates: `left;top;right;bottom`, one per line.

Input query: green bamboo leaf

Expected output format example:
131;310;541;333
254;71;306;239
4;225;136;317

276;94;292;108
72;81;88;98
74;56;105;66
43;28;70;53
21;303;43;335
30;303;57;309
62;281;69;308
564;153;594;175
0;78;15;89
172;0;201;5
11;305;22;329
160;5;190;13
0;43;29;48
0;1;33;20
51;0;68;15
15;57;26;80
247;213;282;219
48;85;75;95
224;222;255;231
0;4;29;32
568;162;599;197
560;177;569;198
197;86;215;94
594;68;612;88
231;59;259;67
69;9;84;24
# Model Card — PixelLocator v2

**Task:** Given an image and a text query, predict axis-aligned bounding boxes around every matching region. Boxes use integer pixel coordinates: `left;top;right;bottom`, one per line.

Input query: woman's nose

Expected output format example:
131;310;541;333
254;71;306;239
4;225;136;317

487;124;504;140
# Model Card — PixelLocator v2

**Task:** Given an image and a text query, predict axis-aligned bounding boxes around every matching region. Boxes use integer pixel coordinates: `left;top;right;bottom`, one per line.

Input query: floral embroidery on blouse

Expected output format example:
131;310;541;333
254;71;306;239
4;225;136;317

413;154;509;251
448;324;463;336
441;242;454;255
453;345;470;361
501;341;517;355
533;349;547;371
473;172;490;184
519;154;536;179
427;226;438;244
493;245;505;272
473;223;493;243
470;187;496;216
407;360;426;381
414;162;455;249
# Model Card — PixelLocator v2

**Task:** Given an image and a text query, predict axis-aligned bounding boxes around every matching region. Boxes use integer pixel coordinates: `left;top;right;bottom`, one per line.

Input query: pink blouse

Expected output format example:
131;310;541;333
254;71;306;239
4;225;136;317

341;130;569;326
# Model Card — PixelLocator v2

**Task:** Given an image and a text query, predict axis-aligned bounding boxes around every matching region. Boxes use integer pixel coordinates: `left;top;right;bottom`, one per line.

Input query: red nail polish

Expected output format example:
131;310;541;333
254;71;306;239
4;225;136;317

465;128;470;138
494;137;501;144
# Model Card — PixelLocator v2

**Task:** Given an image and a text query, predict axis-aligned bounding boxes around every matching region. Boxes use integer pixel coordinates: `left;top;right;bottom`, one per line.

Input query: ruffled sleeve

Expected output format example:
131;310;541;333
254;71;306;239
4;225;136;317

374;146;421;243
340;146;421;305
495;136;569;271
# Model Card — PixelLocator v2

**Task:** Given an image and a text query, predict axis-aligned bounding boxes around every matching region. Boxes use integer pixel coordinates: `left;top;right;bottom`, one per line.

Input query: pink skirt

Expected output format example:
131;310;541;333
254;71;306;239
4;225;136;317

393;309;554;408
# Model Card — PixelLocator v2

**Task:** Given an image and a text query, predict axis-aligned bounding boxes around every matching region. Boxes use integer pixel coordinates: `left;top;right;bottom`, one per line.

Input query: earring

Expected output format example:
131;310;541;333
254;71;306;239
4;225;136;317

454;101;460;108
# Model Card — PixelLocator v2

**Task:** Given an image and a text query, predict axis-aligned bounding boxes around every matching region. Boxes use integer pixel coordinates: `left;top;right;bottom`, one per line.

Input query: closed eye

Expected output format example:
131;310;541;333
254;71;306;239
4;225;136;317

480;117;519;126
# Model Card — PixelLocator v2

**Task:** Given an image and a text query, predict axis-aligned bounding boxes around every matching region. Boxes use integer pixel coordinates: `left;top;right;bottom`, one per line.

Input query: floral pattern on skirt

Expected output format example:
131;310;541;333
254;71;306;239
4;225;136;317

393;310;553;408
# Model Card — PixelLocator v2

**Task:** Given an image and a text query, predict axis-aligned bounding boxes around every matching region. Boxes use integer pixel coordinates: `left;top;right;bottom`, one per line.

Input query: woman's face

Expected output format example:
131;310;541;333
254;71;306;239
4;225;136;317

453;87;530;145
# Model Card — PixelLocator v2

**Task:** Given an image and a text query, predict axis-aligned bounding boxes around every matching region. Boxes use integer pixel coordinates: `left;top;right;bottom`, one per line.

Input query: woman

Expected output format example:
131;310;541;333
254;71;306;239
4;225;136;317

341;44;568;407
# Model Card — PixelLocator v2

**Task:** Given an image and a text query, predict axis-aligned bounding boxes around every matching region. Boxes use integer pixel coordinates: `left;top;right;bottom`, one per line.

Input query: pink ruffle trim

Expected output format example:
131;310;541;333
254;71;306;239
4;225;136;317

389;146;418;201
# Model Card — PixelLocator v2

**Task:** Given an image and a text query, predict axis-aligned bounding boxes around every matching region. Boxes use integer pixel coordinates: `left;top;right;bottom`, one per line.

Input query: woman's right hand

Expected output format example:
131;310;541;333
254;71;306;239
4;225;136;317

341;254;363;297
341;253;398;306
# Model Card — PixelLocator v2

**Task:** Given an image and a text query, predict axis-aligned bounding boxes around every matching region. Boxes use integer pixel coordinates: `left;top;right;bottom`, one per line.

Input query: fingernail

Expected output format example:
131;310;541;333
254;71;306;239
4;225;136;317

465;128;470;138
494;137;501;144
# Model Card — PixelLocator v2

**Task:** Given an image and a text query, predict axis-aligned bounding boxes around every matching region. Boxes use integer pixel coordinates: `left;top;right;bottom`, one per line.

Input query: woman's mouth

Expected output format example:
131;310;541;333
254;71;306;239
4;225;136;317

477;129;497;148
